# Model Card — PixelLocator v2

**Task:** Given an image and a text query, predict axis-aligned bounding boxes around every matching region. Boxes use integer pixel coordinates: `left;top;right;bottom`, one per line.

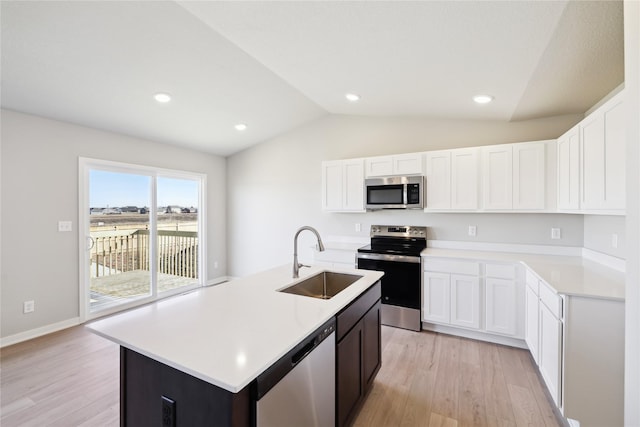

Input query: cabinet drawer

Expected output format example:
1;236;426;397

539;281;562;319
485;263;517;279
337;281;381;341
525;269;539;293
423;258;480;276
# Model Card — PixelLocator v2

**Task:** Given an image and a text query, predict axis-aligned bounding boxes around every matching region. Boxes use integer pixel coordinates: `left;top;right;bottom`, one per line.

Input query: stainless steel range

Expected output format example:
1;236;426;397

356;225;426;331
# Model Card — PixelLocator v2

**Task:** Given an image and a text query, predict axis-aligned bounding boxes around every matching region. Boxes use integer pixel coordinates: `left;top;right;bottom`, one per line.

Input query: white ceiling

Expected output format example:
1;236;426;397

1;1;623;157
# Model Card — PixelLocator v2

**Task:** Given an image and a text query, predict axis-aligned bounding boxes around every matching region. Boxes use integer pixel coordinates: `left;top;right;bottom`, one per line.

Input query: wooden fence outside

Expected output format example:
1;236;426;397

91;229;198;278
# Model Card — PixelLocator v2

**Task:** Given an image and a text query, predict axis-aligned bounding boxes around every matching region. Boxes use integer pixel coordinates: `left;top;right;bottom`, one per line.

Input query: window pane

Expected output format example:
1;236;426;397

89;170;151;312
156;176;200;292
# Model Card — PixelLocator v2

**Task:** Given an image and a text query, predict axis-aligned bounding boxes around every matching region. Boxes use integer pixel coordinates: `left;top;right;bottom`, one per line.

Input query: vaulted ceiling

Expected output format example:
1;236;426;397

1;1;624;156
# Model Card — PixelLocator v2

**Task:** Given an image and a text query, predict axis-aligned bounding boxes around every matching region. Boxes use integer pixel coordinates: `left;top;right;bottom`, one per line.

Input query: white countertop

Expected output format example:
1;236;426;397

421;248;625;301
86;265;383;393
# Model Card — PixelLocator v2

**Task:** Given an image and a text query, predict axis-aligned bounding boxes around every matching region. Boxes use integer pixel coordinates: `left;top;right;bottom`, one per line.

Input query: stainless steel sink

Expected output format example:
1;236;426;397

279;271;363;300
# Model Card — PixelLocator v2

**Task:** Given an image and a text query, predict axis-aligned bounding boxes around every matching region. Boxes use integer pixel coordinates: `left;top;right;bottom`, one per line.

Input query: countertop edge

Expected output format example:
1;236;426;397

421;248;625;301
86;265;384;393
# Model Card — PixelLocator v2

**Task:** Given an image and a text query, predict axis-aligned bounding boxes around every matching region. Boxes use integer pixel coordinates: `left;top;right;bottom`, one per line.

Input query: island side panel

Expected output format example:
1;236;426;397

120;347;250;427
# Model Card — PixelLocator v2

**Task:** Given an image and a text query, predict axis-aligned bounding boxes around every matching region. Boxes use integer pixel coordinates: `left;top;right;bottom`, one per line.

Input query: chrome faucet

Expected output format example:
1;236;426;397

293;226;325;278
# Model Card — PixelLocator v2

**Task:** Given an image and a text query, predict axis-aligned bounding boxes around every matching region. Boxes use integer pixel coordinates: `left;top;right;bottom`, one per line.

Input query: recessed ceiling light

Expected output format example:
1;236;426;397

235;123;248;131
473;95;494;104
154;92;171;103
345;93;360;102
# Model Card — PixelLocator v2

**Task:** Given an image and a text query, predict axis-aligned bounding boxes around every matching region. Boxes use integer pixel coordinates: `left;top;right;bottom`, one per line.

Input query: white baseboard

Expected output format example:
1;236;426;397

421;322;528;349
207;276;230;286
1;317;81;348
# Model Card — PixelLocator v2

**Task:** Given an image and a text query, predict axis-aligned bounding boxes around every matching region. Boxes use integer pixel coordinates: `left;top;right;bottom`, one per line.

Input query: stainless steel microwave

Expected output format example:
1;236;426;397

365;176;424;210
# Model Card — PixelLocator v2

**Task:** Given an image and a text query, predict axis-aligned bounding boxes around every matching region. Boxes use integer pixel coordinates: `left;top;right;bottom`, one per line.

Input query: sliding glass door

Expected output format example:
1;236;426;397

80;158;205;319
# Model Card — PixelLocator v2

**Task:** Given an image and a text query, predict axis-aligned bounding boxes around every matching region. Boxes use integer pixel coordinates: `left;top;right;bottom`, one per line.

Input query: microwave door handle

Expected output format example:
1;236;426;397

403;185;408;206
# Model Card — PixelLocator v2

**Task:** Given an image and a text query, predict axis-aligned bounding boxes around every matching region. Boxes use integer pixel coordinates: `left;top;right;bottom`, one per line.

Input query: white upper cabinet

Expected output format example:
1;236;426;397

513;142;546;210
425;148;479;211
581;92;626;213
425;150;451;210
482;145;513;210
482;141;548;211
365;153;423;177
321;159;365;212
451;148;480;210
557;125;581;211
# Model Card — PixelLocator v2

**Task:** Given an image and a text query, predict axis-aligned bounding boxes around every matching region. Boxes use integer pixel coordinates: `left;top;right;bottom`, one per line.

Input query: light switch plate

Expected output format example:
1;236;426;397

468;226;477;237
58;221;72;232
551;228;561;239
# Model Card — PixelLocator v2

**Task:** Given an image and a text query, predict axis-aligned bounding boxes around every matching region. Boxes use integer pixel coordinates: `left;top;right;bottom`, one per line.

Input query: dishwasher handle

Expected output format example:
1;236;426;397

291;339;316;365
253;318;336;401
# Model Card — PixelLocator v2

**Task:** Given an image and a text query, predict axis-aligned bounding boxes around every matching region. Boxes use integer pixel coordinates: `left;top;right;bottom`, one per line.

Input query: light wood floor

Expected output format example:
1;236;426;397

1;325;562;426
355;326;562;427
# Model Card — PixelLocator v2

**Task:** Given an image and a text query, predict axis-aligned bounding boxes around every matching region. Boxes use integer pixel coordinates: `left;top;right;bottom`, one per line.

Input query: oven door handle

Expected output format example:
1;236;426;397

356;253;421;263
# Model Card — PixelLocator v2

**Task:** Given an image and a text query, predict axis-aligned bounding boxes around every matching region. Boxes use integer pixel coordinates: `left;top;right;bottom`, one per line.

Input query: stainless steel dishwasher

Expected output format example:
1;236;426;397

254;318;336;427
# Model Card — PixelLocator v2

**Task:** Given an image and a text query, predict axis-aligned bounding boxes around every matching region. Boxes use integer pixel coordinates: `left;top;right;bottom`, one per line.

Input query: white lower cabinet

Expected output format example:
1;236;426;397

450;274;481;329
538;299;563;407
423;259;522;337
485;278;518;336
526;271;563;407
423;271;480;329
423;260;480;330
523;268;624;427
525;282;540;364
423;272;451;324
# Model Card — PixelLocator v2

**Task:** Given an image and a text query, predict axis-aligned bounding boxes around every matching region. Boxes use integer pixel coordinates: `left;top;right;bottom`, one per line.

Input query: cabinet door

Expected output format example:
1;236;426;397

581;113;606;210
322;161;344;211
450;274;480;329
539;303;563;407
343;159;365;211
322;159;364;212
423;272;450;323
365;156;393;177
485;278;517;336
337;322;363;427
557;127;580;210
513;142;546;210
451;148;479;209
425;151;451;209
581;94;626;212
362;301;381;389
602;99;625;210
392;153;423;175
525;285;540;364
482;145;513;209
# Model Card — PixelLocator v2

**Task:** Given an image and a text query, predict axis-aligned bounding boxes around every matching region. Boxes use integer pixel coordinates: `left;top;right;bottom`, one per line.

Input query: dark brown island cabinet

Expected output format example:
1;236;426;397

119;280;382;427
336;281;382;427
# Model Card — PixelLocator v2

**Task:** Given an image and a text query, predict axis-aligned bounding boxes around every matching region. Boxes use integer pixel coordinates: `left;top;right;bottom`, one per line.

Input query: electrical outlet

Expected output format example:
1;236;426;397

612;234;618;248
23;300;35;314
355;223;361;232
468;226;477;237
551;228;561;240
161;396;176;427
58;221;72;232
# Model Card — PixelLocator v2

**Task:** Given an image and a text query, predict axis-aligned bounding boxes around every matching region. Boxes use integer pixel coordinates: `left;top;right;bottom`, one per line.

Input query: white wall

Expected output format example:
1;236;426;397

227;113;591;277
583;215;626;258
0;110;227;339
624;1;640;425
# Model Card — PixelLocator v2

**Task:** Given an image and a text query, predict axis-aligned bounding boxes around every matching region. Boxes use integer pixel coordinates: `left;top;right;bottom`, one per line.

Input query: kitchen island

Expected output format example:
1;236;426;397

87;265;384;426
